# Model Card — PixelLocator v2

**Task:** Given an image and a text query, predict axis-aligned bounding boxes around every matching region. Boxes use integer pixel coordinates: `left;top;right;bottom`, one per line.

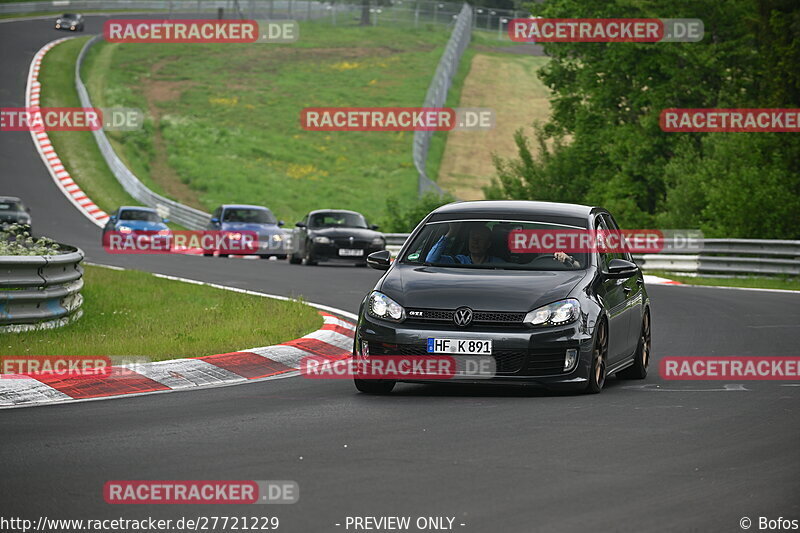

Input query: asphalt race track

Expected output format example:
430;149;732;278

1;15;799;533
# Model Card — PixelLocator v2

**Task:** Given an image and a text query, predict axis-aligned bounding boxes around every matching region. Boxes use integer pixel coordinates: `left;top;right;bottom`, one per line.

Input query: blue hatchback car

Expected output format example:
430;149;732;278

102;206;170;246
206;204;290;259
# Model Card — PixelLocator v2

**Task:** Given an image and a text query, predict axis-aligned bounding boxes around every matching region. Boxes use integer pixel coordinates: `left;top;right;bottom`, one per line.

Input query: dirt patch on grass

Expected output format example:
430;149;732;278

140;60;204;209
437;53;550;200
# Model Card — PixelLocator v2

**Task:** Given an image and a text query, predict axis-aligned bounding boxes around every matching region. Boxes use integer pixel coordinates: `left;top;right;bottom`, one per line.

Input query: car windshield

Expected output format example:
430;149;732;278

62;14;77;19
222;208;276;224
0;201;23;211
401;220;589;270
309;212;367;228
119;210;161;223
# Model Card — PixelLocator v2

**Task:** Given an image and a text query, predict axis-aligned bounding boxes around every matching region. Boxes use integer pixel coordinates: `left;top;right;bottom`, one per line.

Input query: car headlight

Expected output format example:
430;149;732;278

272;234;283;242
313;236;331;244
371;237;384;246
118;226;132;234
367;291;405;322
524;299;580;327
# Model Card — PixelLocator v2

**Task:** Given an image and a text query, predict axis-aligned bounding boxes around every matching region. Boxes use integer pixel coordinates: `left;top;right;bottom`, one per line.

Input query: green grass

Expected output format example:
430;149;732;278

648;270;800;291
38;37;142;215
0;265;322;360
83;19;460;225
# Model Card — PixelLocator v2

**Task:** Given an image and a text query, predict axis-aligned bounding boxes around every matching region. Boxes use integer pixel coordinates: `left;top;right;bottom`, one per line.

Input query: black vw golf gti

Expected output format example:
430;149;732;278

355;200;651;394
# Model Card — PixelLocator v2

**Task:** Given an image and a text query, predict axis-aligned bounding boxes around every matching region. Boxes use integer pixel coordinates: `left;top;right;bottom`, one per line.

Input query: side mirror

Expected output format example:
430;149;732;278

210;217;219;224
366;250;391;271
295;222;307;228
605;258;639;279
162;218;170;224
370;224;379;230
277;220;285;227
109;215;117;222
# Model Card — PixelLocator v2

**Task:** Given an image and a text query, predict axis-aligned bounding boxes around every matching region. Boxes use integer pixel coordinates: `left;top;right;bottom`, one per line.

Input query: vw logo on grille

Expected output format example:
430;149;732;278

453;307;473;327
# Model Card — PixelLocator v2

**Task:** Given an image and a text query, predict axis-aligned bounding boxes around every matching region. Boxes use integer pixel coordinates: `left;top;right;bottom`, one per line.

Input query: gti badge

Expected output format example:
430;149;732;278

453;307;473;327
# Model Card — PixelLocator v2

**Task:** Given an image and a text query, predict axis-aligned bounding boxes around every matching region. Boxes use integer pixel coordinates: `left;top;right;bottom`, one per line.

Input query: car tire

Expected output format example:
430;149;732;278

276;254;287;260
616;311;651;380
354;379;395;394
289;253;302;264
584;320;608;394
303;245;317;266
202;252;213;257
218;253;229;258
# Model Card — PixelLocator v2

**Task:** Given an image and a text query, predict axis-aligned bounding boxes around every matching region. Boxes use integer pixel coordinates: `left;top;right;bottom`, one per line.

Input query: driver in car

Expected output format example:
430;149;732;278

426;224;580;267
426;224;501;265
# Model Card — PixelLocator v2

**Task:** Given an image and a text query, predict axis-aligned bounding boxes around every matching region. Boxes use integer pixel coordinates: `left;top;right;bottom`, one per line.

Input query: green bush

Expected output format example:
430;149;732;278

0;225;61;256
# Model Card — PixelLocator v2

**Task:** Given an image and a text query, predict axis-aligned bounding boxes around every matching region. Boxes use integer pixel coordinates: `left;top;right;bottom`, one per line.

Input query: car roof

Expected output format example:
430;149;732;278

0;196;23;203
431;200;598;218
308;209;363;216
118;206;157;212
221;204;272;210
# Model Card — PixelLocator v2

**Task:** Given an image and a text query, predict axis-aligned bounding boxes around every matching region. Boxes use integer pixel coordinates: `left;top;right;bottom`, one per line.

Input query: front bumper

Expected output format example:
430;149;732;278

310;243;384;262
356;313;594;387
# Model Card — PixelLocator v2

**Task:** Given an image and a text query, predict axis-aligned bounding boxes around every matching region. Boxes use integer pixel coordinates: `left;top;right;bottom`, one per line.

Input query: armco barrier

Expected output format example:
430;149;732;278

0;247;84;331
413;2;472;197
75;36;212;230
384;234;800;277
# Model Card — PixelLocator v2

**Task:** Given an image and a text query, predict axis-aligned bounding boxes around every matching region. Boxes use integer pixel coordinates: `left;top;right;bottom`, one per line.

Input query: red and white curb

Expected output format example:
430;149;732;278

27;37;109;228
643;274;682;285
0;313;354;409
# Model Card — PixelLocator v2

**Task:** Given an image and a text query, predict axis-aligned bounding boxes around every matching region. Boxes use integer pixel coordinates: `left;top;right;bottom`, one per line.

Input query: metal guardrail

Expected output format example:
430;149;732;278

76;35;212;230
0;247;85;331
635;239;800;277
384;234;800;277
413;2;472;197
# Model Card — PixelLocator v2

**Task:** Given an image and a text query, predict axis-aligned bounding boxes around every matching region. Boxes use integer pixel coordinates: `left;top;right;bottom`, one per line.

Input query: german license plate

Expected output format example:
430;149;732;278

339;249;364;257
427;338;492;355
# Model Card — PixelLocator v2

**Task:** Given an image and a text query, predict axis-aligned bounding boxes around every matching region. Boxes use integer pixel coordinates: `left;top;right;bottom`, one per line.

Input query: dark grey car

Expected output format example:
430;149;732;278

355;200;651;394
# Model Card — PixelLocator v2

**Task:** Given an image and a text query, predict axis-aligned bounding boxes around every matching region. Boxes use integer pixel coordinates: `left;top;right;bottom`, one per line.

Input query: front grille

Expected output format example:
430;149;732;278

333;238;370;248
406;308;526;328
374;343;551;376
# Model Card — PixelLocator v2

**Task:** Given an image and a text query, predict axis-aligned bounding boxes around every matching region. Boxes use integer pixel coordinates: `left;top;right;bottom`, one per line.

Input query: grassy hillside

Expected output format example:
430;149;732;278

84;20;455;224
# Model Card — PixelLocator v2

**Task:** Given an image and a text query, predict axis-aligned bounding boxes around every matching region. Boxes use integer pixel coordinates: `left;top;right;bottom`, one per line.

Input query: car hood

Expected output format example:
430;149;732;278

115;220;167;232
379;264;588;312
220;222;285;236
309;227;380;239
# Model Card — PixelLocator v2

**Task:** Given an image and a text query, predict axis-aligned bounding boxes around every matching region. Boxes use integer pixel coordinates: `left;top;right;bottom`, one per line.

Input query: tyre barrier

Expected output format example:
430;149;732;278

0;247;84;332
